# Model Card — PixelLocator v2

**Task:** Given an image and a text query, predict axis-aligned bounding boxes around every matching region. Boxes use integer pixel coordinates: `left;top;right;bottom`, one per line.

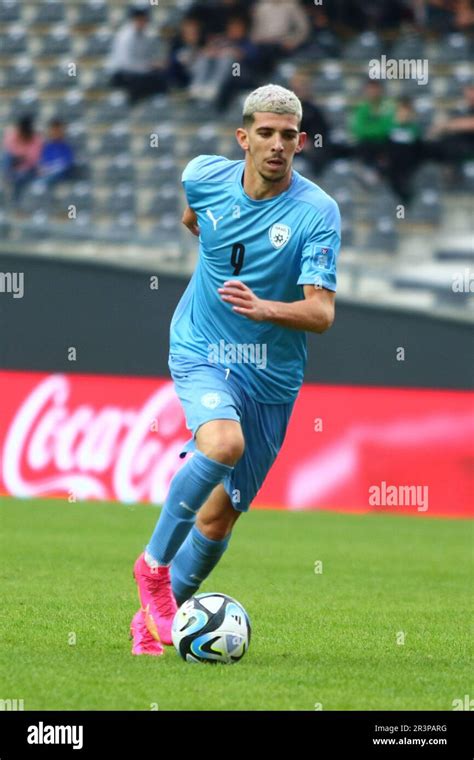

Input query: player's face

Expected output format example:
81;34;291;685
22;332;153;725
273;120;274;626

239;112;306;183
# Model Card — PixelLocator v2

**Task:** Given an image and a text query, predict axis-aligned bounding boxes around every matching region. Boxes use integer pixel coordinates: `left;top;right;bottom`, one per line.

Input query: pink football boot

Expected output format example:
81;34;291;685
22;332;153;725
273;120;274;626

133;553;178;645
130;609;164;656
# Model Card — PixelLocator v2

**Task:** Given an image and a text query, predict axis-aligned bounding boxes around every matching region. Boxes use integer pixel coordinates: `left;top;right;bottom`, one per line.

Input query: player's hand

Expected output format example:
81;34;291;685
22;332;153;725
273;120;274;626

182;206;200;236
218;280;269;321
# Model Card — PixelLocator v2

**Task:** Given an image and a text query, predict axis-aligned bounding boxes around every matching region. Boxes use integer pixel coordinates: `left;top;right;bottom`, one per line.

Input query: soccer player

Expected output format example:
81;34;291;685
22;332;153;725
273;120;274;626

132;83;341;654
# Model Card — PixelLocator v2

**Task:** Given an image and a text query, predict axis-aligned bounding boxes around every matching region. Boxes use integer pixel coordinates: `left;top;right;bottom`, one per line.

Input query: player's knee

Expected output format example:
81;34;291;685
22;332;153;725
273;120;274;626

203;433;245;466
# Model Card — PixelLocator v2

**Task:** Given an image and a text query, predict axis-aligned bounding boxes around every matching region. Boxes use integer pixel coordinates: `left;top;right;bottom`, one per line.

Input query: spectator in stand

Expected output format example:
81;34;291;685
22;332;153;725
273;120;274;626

415;0;474;32
189;14;260;109
2;114;43;203
107;5;168;104
455;0;474;30
301;4;340;59
289;71;333;175
166;15;205;90
350;80;395;179
318;0;411;31
187;0;254;37
250;0;310;74
385;98;423;203
36;119;75;187
427;84;474;163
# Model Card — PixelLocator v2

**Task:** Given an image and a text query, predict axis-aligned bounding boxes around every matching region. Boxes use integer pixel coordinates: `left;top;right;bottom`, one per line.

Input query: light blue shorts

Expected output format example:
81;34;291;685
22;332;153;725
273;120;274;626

168;352;295;512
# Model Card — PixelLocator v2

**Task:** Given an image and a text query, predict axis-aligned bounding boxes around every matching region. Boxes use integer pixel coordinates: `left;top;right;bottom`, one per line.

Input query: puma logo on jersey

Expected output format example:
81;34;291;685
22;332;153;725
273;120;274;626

206;209;224;230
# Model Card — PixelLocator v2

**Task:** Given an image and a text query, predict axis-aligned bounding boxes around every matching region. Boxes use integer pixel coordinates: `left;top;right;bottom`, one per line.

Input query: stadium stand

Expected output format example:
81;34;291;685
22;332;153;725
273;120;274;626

0;0;473;317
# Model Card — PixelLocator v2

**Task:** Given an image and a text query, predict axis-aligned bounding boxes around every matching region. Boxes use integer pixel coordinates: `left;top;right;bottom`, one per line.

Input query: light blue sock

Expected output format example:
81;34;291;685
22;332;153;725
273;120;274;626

171;523;232;605
145;450;234;566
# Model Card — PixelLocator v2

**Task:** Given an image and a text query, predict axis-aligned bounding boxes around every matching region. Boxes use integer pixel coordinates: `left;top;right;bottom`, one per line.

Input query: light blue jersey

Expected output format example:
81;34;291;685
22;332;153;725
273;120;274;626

170;154;341;403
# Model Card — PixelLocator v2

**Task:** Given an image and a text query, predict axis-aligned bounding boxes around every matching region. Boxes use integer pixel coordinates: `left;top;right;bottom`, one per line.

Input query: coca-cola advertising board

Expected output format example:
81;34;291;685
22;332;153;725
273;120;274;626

0;370;472;517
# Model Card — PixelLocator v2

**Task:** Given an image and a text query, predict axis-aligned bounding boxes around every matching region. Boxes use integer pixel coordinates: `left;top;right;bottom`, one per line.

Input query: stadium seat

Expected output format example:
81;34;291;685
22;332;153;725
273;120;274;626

91;91;129;125
74;0;108;27
221;96;247;125
31;0;64;24
390;34;425;60
43;61;80;90
187;124;220;155
0;0;20;23
103;154;135;184
340;218;354;247
322;95;347;128
450;65;473;97
65;211;96;238
38;26;72;56
17;211;56;240
332;187;355;222
8;88;40;118
66;122;88;153
133;95;170;123
0;24;27;55
460;162;474;192
413;95;435;131
398;76;432;97
365;217;399;252
146;213;183;244
320;160;357;196
83;67;110;91
142;156;179;187
138;122;175;156
64;182;95;212
364;189;399;223
19;182;53;214
102;184;136;215
412;164;443;193
434;33;470;63
103;212;137;241
82;28;113;58
4;59;35;88
145;185;180;216
295;31;340;61
407;189;442;224
97;124;131;155
312;64;343;95
55;89;86;121
343;31;382;62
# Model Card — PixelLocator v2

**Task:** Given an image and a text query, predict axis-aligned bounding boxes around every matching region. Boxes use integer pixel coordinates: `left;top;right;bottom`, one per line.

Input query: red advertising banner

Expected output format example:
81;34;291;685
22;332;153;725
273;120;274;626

0;370;472;517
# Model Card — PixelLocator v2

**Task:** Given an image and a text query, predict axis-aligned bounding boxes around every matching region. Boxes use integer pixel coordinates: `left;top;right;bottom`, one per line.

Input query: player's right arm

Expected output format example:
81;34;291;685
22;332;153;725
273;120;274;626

181;205;200;236
180;154;226;237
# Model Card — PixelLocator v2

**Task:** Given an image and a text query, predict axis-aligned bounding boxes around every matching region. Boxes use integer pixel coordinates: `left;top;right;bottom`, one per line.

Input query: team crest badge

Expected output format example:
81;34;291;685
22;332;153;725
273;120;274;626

200;392;221;409
269;223;291;250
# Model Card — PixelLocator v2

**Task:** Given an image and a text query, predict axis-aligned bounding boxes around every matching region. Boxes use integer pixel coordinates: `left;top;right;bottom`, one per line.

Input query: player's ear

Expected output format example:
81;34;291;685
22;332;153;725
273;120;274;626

235;127;249;151
295;131;307;153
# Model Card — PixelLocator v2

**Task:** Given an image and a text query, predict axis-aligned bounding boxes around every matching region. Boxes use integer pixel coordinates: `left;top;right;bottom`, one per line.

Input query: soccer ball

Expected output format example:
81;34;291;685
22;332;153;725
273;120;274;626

171;592;251;664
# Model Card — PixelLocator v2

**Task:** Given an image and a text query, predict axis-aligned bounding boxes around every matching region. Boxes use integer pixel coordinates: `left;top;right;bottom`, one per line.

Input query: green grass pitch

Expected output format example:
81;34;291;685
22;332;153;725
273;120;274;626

0;496;472;711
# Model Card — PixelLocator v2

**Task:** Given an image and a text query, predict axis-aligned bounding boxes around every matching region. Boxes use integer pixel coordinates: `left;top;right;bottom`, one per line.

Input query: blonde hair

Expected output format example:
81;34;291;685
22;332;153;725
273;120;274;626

242;83;302;126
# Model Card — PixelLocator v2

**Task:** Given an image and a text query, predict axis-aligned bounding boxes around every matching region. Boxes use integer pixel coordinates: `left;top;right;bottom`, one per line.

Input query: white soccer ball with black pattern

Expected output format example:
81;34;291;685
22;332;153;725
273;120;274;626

171;592;251;664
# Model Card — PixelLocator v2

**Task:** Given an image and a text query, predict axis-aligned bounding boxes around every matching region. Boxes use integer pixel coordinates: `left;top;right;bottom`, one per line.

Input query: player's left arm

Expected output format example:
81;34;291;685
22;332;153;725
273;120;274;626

217;280;335;334
268;284;335;333
218;198;340;334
